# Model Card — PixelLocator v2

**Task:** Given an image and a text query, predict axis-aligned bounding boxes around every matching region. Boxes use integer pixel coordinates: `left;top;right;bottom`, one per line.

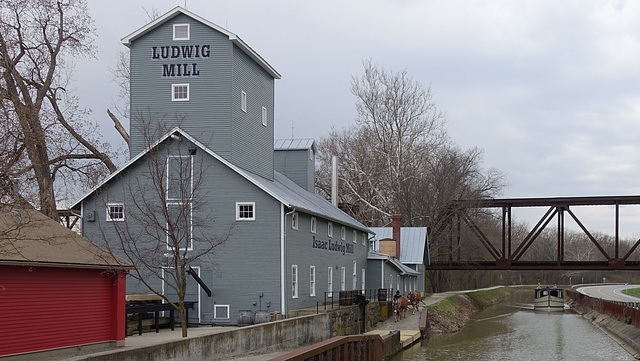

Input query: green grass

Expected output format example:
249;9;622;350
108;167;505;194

428;297;459;320
621;287;640;298
466;287;512;307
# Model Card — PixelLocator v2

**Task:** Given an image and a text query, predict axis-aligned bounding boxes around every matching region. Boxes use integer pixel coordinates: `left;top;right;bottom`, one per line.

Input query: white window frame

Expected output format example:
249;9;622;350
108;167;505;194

236;202;255;221
352;261;357;290
262;107;267;126
106;203;124;222
340;267;346;291
166;155;193;201
241;91;247;112
341;226;346;240
165;202;193;251
328;222;333;238
292;265;298;299
352;230;357;244
361;268;366;292
310;217;316;234
327;267;333;298
362;232;366;246
291;212;298;230
172;83;190;101
310;266;316;297
214;305;229;319
173;23;190;40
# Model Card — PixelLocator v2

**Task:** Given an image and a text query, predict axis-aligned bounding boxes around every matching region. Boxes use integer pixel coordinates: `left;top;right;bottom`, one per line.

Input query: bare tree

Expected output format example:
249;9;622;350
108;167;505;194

316;60;505;292
94;121;231;337
0;0;120;219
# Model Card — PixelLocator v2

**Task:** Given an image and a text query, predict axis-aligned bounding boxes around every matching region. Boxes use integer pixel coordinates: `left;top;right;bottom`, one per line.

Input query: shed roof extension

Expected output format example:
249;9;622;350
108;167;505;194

0;206;131;269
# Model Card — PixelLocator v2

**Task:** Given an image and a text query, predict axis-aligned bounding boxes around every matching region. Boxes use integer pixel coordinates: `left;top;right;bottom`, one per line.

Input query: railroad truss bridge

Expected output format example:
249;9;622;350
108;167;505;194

428;195;640;271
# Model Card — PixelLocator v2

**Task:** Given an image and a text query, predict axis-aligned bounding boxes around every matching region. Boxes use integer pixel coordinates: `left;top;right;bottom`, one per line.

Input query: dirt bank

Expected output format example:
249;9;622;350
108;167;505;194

426;287;515;333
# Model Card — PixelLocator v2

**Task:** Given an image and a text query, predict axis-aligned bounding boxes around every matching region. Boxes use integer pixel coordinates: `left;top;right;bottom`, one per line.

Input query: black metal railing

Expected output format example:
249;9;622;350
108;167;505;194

319;288;394;311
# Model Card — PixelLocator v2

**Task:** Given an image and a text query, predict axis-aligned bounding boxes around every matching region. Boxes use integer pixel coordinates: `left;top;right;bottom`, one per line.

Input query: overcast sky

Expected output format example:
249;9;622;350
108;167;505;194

75;1;640;234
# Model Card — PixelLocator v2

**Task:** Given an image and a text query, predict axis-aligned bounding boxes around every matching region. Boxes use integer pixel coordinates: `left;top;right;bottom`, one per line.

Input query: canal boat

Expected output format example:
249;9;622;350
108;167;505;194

534;287;564;311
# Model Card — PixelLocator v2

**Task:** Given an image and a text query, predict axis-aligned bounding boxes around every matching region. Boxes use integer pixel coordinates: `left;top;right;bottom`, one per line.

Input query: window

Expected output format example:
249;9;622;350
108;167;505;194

327;222;333;237
309;148;314;161
353;230;357;244
352;261;357;290
340;267;346;291
327;267;333;298
106;203;124;221
241;91;247;112
341;226;346;240
291;212;298;230
262;107;267;126
310;217;316;234
166;202;193;250
396;275;400;292
310;266;316;297
362;232;366;246
361;269;366;291
236;202;255;221
173;24;190;40
166;156;193;200
214;305;229;319
292;265;298;298
172;84;189;101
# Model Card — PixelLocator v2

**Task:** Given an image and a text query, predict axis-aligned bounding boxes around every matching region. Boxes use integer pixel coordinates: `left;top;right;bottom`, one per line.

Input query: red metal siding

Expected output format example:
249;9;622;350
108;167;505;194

0;265;122;356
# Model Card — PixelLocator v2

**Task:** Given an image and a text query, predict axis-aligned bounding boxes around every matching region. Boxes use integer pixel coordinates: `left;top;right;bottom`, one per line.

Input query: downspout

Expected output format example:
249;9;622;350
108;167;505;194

282;205;296;318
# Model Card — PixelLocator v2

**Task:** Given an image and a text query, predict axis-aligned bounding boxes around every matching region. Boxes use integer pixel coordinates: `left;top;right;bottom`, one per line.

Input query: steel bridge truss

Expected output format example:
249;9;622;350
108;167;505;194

429;195;640;270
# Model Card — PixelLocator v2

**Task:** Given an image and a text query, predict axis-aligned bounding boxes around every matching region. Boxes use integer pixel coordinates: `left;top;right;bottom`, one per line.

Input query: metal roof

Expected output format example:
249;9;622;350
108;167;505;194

274;139;315;151
367;251;420;276
120;6;280;79
369;227;427;264
70;128;370;234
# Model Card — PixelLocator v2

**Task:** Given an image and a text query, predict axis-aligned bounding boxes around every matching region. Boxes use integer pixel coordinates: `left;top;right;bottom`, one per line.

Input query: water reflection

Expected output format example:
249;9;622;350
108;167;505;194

395;289;633;361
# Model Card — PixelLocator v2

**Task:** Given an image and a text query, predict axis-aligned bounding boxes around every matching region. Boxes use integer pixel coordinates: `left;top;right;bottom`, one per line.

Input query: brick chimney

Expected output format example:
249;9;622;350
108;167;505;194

392;214;401;259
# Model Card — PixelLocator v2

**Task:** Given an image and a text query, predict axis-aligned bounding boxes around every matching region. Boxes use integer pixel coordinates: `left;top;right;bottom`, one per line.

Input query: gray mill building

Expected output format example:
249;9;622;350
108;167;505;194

70;6;382;325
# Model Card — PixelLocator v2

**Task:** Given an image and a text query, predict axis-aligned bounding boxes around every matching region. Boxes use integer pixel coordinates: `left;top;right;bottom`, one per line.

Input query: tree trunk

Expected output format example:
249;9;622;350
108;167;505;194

179;301;188;338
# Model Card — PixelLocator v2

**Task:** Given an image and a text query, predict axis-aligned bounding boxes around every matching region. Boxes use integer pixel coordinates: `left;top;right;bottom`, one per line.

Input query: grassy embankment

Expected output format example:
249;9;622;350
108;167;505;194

622;287;640;298
426;287;514;332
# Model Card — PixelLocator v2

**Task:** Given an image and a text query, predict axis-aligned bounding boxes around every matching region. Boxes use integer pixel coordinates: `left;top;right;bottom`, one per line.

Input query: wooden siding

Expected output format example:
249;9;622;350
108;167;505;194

274;149;314;191
0;265;124;356
284;212;369;312
231;45;275;180
129;14;233;159
80;138;283;324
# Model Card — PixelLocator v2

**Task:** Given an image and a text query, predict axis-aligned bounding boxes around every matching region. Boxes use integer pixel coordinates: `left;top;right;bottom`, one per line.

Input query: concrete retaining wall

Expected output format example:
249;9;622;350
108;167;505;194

567;290;640;359
80;301;388;361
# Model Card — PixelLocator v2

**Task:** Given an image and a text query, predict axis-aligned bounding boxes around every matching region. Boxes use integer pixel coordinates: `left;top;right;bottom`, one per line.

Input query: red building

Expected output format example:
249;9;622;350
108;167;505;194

0;206;131;357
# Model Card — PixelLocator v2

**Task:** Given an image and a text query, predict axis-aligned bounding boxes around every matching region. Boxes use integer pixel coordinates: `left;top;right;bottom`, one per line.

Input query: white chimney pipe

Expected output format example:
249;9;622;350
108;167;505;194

331;156;338;206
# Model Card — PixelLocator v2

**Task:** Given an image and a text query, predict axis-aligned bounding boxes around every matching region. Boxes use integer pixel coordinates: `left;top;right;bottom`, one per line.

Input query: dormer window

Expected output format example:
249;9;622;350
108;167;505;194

173;24;190;40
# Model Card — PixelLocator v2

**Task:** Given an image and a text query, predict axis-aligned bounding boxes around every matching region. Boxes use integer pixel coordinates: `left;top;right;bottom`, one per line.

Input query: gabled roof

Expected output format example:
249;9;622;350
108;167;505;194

367;251;420;276
70;128;370;234
0;206;131;269
121;6;281;79
369;227;428;264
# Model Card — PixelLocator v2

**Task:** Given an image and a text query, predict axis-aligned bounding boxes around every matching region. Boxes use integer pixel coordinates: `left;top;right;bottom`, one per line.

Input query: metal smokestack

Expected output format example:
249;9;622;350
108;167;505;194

331;156;338;206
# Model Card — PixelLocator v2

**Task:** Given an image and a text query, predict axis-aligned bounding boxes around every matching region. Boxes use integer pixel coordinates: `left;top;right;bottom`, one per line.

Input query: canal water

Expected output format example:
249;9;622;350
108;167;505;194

393;290;634;361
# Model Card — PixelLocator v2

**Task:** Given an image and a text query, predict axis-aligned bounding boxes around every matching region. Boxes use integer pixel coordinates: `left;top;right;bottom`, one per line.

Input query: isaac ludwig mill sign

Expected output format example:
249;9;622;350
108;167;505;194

312;236;354;255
